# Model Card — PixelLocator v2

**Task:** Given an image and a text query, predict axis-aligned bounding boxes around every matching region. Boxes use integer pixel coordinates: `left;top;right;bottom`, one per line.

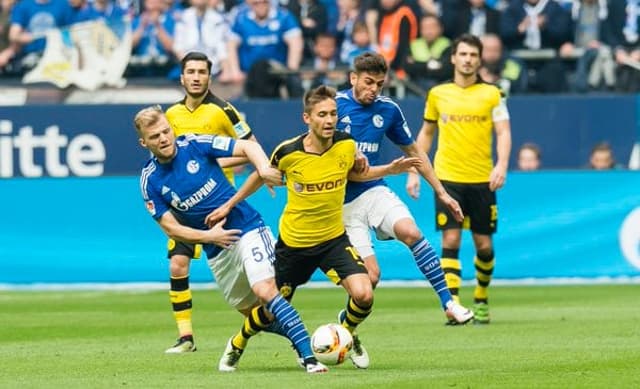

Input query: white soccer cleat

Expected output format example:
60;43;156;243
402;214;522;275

305;360;329;374
445;300;474;325
165;337;197;353
349;333;370;369
218;337;243;372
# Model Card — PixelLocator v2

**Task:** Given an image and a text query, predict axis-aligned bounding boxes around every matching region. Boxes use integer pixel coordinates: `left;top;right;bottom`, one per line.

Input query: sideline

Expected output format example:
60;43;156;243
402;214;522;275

2;277;640;291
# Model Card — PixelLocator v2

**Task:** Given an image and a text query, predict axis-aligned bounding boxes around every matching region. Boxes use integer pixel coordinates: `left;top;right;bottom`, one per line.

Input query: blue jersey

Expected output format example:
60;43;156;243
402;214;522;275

336;89;414;203
140;134;264;258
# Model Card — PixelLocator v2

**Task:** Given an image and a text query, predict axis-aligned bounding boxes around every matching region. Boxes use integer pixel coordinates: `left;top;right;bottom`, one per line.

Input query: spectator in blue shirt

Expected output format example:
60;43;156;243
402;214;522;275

8;0;74;67
222;0;303;84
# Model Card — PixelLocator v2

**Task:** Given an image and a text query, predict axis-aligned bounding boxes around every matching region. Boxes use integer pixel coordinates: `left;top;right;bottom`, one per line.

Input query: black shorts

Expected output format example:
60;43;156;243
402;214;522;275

435;181;497;235
166;239;202;259
274;233;367;299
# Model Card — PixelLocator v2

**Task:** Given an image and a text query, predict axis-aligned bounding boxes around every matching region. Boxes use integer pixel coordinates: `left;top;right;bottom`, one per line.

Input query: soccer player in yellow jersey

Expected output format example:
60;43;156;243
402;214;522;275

271;85;421;369
209;85;421;369
407;34;512;324
163;52;257;353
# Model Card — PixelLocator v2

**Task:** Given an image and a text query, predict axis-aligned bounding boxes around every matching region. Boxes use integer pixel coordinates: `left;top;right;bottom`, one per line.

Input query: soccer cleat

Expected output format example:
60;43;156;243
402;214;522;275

304;360;329;374
218;337;243;372
165;336;197;353
445;300;474;325
337;309;370;369
473;302;490;324
349;332;370;369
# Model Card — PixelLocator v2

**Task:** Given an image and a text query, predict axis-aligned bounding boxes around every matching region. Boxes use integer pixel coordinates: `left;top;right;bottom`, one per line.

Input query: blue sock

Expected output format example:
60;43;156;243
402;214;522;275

411;237;453;309
266;294;313;360
263;320;287;337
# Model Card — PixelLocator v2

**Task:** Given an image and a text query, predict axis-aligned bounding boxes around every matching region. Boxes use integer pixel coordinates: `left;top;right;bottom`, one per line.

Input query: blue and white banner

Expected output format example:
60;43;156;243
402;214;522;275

23;19;132;90
0;172;638;285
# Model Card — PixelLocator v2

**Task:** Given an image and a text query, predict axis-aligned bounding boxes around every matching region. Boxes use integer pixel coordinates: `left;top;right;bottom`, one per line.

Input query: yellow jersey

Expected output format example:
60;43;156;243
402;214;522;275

166;91;253;185
271;131;356;248
424;80;508;183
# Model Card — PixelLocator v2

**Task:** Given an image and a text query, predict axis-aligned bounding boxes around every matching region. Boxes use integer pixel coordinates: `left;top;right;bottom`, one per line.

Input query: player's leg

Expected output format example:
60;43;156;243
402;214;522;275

441;229;463;302
269;233;329;373
468;183;498;324
322;234;373;369
470;233;494;324
435;182;467;306
343;195;380;287
165;240;200;353
391;216;472;324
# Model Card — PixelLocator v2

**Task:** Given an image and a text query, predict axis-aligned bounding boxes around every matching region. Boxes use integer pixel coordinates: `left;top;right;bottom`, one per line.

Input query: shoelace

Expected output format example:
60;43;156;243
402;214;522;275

225;348;242;365
352;335;362;355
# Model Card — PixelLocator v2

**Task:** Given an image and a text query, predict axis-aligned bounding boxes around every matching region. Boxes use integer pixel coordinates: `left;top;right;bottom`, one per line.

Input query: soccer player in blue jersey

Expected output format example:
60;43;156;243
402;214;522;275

135;105;328;374
336;52;474;325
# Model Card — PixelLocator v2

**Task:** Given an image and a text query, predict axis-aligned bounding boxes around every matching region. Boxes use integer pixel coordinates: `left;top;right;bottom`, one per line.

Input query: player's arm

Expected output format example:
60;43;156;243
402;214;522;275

401;140;464;222
348;156;422;181
204;171;265;227
217;134;257;168
490;119;512;191
231;138;282;187
157;211;241;249
406;120;437;199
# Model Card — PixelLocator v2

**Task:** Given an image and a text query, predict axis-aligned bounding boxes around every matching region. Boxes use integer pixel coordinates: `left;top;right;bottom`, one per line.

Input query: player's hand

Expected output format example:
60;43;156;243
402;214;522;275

386;156;422;175
258;166;284;188
439;192;464;223
406;170;421;199
205;203;232;228
353;151;369;174
206;218;241;249
489;165;507;191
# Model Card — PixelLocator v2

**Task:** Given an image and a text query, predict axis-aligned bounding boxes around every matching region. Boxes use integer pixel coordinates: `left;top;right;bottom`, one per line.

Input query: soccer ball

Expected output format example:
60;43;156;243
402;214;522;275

311;323;353;365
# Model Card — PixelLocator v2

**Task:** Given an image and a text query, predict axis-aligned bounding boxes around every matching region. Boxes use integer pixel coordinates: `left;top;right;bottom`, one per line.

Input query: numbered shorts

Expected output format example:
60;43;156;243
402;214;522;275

207;226;276;310
167;239;202;259
436;181;497;235
343;186;414;259
274;233;367;299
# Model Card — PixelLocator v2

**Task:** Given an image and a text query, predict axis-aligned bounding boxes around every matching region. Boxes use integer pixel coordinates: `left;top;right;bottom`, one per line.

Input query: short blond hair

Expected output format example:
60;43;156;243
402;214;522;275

133;105;164;137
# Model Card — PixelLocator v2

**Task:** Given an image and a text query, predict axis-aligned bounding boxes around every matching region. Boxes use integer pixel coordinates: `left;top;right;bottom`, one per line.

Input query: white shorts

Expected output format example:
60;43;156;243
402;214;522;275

343;186;413;259
207;226;276;310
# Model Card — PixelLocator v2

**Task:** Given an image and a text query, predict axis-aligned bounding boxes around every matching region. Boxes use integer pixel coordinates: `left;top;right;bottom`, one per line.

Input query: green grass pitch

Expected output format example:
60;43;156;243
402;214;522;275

1;284;639;388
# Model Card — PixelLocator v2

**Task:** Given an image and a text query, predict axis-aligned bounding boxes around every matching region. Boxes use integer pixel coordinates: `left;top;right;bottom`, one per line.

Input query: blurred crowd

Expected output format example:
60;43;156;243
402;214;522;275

1;0;640;96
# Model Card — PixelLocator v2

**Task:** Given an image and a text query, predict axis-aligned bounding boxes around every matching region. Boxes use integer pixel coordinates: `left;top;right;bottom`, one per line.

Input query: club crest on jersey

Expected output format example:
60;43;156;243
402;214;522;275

186;160;200;174
372;114;384;128
338;155;347;169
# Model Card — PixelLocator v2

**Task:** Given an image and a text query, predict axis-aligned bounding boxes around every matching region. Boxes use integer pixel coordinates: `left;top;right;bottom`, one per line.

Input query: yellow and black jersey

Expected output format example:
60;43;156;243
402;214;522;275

271;131;356;248
166;91;253;184
424;80;509;183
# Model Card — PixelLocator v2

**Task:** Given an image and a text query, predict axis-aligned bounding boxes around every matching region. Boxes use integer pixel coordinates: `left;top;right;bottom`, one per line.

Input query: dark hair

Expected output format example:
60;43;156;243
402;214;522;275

451;34;483;57
181;52;212;74
303;85;336;114
352;52;387;75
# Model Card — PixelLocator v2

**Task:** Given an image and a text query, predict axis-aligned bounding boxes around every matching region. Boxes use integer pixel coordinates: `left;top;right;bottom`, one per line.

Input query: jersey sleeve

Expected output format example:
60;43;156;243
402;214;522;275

186;134;237;159
424;89;438;122
140;169;169;221
385;103;414;146
491;88;510;122
224;102;253;139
